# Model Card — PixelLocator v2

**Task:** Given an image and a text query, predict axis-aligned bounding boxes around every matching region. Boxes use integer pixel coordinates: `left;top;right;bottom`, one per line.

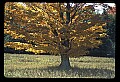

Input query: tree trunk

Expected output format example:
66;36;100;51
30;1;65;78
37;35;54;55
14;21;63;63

59;54;71;70
66;3;70;24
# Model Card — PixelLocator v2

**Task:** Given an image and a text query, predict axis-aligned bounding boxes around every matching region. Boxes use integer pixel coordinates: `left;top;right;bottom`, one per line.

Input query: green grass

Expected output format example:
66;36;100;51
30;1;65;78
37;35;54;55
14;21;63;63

4;53;115;78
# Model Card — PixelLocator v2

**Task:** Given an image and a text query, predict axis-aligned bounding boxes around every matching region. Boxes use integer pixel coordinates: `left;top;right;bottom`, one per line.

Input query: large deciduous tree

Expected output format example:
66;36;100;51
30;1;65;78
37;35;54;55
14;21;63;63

4;2;107;69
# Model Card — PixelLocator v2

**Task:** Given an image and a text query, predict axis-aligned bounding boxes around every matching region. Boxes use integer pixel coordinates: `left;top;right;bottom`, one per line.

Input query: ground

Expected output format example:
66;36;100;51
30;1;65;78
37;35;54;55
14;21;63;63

4;53;115;78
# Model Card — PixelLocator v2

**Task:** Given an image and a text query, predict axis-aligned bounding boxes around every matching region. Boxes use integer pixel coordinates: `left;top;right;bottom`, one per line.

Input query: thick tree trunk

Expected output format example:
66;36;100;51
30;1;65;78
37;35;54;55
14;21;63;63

59;54;71;69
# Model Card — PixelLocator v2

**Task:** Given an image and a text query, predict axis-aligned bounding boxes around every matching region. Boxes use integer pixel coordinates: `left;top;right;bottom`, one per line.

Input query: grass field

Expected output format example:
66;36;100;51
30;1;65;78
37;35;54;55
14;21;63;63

4;53;115;78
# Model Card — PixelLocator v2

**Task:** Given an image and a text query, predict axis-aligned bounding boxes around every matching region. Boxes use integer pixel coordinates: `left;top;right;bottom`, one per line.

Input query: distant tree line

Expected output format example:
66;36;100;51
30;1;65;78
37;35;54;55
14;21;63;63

88;8;115;57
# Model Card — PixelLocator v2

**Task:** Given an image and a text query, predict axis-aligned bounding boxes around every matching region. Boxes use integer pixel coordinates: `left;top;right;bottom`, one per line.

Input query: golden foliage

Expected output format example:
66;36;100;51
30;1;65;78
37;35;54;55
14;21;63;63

4;2;107;56
4;42;33;50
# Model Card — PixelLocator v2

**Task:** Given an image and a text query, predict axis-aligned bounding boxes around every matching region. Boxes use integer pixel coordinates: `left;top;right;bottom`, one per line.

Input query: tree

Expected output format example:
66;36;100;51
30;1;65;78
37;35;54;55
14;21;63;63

88;4;116;57
104;6;115;57
4;2;107;69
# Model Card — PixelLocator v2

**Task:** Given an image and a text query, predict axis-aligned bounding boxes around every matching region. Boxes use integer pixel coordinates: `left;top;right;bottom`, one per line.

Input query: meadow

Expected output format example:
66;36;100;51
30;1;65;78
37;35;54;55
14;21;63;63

4;53;115;78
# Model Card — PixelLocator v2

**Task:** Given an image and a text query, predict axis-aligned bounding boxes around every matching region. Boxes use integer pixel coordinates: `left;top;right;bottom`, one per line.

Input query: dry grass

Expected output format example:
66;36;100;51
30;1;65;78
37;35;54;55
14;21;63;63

4;53;115;78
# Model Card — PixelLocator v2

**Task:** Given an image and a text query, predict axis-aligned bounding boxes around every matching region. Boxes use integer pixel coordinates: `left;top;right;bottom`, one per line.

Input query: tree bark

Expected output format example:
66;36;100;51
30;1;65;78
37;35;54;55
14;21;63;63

66;3;70;24
59;54;71;69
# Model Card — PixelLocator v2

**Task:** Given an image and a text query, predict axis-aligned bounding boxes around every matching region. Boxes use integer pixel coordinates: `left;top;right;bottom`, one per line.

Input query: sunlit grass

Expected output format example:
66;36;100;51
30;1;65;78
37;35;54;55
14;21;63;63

4;53;115;78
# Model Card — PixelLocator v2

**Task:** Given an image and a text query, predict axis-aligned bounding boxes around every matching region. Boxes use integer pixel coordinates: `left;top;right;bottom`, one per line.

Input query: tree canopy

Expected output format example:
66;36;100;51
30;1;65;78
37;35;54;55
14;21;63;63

4;2;107;57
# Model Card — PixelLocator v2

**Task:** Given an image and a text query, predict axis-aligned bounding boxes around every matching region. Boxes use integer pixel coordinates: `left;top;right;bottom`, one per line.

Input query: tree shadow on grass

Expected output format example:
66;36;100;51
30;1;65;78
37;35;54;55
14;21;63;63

39;66;115;78
5;66;115;78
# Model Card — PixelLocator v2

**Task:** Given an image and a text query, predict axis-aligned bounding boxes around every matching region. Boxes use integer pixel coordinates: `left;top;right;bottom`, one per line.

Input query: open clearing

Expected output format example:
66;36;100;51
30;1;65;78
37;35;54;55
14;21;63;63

4;53;115;78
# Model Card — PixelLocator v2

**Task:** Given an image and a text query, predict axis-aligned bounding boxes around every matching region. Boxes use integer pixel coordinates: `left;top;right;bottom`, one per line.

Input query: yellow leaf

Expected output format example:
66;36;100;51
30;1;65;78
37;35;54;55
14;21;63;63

87;22;91;24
